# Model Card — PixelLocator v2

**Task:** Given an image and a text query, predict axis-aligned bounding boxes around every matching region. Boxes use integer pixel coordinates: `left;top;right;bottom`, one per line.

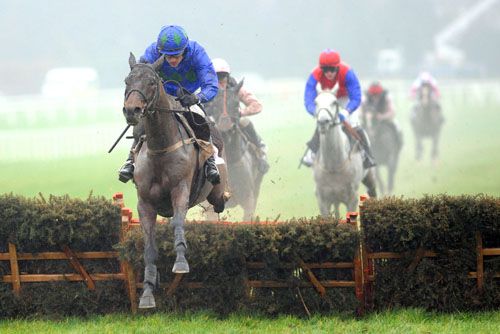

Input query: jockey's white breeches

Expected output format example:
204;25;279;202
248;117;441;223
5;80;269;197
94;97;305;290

189;105;225;165
337;96;360;127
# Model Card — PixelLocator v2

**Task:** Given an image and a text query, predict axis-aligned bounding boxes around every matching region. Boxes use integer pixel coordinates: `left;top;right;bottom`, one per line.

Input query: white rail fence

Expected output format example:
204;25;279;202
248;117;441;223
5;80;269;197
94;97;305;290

1;81;499;161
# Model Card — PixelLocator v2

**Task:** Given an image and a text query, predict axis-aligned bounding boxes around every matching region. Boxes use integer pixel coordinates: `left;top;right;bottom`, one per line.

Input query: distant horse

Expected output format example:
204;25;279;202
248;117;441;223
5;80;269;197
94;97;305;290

204;78;264;221
122;53;228;308
410;83;444;163
362;113;402;195
312;91;377;218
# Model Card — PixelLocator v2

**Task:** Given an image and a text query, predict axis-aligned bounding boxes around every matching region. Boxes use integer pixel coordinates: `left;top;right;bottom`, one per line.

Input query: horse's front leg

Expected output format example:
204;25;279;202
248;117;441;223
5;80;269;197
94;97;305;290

138;199;158;309
316;189;332;218
170;180;190;273
415;135;423;161
431;133;441;164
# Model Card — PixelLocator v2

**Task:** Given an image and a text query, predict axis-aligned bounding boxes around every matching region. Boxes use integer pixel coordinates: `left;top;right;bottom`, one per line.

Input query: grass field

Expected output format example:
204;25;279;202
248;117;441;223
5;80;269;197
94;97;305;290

1;309;499;334
1;81;499;330
1;80;499;220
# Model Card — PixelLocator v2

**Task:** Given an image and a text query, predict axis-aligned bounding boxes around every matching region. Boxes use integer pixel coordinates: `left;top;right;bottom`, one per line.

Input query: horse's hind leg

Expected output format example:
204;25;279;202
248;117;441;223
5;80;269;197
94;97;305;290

170;181;191;273
333;203;340;219
138;199;158;309
375;167;385;196
387;162;396;195
415;135;423;161
241;194;256;222
207;163;228;213
362;169;377;198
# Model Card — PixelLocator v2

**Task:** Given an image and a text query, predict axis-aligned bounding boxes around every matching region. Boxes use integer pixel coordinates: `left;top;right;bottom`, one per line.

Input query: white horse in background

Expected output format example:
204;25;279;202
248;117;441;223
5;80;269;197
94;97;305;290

312;91;377;217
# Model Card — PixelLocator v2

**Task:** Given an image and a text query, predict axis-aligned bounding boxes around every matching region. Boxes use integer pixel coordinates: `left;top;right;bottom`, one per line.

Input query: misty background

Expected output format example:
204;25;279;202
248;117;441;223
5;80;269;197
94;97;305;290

1;0;500;95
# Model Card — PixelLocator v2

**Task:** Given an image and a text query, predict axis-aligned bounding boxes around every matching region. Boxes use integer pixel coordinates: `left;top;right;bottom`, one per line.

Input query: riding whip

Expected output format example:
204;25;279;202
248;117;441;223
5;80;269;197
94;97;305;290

108;124;131;153
297;146;309;169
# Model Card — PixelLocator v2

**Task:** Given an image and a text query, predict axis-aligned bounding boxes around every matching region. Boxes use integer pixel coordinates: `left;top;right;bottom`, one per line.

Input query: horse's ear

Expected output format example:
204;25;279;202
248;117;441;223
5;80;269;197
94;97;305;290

152;55;165;71
129;52;137;69
236;78;245;92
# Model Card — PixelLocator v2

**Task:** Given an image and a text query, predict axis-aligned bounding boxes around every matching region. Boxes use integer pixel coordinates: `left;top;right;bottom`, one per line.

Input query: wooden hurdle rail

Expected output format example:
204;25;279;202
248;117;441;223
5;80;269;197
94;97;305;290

4;193;496;315
357;196;500;310
114;192;367;315
0;192;139;314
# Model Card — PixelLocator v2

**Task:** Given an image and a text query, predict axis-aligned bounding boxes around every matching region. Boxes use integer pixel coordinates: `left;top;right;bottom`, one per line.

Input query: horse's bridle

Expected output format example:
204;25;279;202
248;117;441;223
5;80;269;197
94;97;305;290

124;64;163;117
316;103;342;129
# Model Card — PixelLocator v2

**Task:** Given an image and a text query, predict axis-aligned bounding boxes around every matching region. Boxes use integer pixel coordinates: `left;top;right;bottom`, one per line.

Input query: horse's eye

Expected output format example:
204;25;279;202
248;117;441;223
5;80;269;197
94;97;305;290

149;79;156;86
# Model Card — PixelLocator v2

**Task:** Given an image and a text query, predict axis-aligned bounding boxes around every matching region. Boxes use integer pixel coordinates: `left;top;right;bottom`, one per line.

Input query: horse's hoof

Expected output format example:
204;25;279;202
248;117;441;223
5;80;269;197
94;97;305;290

172;261;190;273
139;294;156;309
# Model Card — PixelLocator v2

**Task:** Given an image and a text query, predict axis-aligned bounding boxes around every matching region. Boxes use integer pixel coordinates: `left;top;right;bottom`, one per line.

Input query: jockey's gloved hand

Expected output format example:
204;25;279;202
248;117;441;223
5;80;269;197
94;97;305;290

179;93;199;107
176;87;200;108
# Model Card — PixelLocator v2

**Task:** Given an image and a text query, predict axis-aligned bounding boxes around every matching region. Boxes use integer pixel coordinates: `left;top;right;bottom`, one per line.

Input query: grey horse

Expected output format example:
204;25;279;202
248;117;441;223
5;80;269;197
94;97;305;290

204;79;264;221
312;91;377;218
122;53;228;308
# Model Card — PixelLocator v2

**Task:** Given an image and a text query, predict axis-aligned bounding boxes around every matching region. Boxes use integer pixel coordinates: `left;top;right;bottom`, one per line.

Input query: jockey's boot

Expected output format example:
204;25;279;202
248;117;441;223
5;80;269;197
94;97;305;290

393;121;404;148
355;127;377;169
118;138;138;183
256;143;270;174
204;155;221;185
241;121;269;174
118;156;134;183
302;127;319;167
302;148;316;167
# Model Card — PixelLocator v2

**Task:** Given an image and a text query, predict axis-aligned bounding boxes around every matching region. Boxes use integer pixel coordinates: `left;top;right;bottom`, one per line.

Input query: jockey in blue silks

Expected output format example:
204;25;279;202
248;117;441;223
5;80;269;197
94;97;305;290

302;49;376;169
119;25;221;185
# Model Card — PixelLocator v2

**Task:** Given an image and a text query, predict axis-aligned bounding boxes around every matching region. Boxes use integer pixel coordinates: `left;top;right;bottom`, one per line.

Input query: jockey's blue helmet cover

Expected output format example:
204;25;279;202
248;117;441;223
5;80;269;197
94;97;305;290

157;25;189;55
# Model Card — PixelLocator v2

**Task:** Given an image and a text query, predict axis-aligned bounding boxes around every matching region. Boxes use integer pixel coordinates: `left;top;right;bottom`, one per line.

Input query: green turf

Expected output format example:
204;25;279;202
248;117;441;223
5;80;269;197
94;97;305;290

1;309;499;334
1;83;499;220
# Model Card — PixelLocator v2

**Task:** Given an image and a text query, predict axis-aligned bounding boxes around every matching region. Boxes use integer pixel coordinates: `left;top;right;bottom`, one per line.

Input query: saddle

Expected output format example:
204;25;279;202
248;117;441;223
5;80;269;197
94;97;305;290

133;110;223;207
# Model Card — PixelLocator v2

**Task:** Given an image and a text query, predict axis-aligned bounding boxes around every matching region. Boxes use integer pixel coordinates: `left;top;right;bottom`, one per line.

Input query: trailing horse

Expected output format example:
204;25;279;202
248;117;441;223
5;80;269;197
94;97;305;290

362;114;402;195
204;79;264;221
410;83;444;164
312;91;377;218
122;53;228;308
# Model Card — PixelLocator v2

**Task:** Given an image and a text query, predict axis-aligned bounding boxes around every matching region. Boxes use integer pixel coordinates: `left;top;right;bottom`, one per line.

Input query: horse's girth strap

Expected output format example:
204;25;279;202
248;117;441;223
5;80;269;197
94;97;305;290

147;138;196;155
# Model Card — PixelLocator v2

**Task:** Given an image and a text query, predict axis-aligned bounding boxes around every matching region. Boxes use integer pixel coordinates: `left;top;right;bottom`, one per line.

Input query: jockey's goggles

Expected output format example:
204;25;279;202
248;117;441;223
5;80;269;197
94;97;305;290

321;66;339;73
217;72;229;81
164;51;184;59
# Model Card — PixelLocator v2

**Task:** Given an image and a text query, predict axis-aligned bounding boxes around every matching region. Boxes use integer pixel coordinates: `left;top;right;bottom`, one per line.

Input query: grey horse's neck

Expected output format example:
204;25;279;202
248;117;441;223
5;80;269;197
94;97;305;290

143;87;181;152
318;124;349;171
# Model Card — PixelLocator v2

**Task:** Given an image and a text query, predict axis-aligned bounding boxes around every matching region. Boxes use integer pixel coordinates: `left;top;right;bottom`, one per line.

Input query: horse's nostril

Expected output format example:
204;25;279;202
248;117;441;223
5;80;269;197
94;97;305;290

134;107;142;114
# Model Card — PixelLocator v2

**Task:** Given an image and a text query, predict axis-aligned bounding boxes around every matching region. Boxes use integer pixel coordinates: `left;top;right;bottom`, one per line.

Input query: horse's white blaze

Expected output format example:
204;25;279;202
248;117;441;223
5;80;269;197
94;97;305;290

316;108;332;123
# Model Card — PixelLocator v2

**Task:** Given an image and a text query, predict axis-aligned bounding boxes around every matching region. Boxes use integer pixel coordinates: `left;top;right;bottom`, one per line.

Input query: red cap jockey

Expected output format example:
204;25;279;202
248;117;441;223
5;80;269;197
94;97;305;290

304;49;361;121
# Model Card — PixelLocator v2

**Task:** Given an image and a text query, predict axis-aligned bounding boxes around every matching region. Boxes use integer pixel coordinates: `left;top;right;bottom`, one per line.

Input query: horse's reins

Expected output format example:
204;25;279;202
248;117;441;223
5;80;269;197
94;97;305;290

125;64;203;155
316;103;359;173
